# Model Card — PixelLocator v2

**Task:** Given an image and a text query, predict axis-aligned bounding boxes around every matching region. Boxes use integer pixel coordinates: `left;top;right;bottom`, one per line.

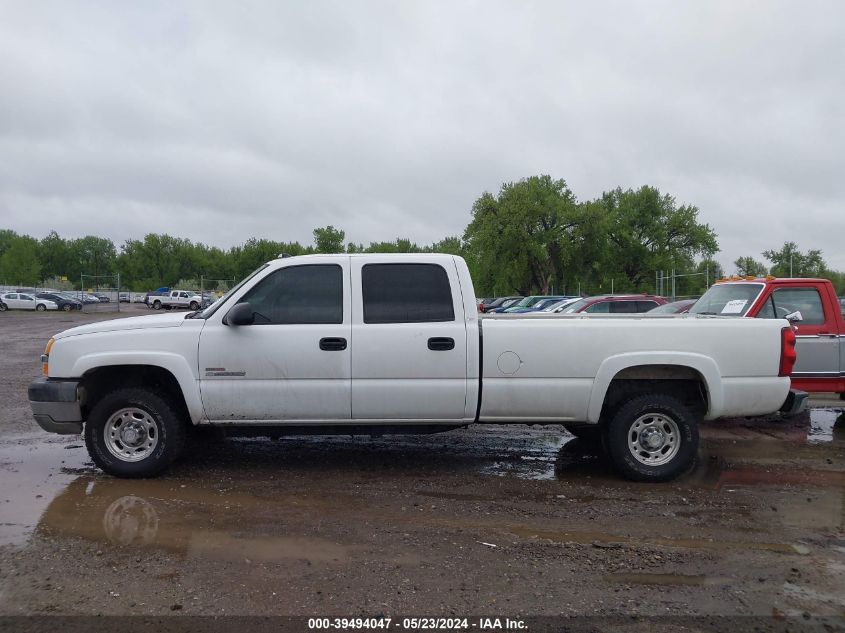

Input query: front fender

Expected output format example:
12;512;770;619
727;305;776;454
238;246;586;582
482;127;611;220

587;352;724;423
71;352;204;423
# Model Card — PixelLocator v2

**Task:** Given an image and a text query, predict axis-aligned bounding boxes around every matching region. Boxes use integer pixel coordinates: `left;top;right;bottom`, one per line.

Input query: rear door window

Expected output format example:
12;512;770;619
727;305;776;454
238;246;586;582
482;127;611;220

362;263;455;324
610;301;638;313
636;301;659;312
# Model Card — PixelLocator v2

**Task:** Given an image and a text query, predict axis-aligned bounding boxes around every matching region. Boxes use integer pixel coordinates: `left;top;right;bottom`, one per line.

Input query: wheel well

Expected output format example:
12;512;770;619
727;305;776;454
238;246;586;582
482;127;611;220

80;365;190;423
599;365;708;424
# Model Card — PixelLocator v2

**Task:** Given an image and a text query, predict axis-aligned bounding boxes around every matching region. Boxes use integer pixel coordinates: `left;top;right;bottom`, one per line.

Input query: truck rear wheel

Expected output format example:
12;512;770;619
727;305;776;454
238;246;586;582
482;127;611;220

152;300;161;310
605;394;698;482
84;387;187;478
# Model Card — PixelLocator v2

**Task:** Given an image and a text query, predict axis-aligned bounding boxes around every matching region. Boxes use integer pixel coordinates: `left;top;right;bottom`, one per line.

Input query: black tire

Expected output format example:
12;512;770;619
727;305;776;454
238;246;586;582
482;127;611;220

62;303;72;311
84;387;187;478
36;303;46;311
189;301;199;311
152;300;161;310
564;425;602;443
605;394;698;482
0;302;6;312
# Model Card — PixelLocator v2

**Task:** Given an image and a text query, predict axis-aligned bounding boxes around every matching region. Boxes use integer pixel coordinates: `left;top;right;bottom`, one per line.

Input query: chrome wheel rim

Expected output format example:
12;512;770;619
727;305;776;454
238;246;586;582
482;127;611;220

627;413;680;466
104;407;159;462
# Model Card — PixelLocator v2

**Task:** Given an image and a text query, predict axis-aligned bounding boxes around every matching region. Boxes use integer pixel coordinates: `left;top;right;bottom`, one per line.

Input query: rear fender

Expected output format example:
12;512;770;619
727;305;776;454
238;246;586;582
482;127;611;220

587;352;723;422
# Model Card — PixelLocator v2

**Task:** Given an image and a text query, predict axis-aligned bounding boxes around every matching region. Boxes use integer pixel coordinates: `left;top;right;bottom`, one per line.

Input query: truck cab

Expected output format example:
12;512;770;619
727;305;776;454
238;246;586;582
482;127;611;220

690;277;845;396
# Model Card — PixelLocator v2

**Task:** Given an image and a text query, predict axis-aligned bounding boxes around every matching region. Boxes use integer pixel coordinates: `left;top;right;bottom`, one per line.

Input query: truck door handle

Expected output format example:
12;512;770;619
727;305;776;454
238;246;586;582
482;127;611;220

428;337;455;351
319;337;347;351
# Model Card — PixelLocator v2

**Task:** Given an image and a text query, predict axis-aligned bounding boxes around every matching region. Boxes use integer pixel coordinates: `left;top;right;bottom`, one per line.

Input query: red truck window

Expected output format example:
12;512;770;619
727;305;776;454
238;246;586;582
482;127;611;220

755;287;826;325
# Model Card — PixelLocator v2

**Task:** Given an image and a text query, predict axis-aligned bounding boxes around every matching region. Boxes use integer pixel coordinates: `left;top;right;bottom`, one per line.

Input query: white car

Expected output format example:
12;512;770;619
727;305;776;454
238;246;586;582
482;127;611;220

0;293;58;311
28;254;804;481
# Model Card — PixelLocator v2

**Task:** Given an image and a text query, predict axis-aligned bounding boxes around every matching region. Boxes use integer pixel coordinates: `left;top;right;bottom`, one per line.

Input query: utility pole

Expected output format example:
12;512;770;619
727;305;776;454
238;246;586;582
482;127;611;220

671;268;676;301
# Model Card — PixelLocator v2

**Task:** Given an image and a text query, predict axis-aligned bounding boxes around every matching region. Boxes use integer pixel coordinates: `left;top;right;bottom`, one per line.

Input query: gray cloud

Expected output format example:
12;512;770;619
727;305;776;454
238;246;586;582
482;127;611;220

1;0;843;270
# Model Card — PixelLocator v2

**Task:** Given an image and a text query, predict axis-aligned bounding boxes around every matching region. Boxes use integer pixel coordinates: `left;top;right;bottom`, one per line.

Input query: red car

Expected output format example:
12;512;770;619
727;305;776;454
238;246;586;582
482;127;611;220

560;294;668;314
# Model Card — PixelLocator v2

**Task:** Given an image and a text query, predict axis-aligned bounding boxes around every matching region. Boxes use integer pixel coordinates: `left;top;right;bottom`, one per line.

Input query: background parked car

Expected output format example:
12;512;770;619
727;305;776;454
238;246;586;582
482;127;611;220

71;292;100;304
541;297;583;313
93;293;110;303
0;293;58;311
35;292;82;311
504;296;571;313
495;295;548;313
646;299;697;314
119;292;131;303
481;296;522;313
560;294;668;314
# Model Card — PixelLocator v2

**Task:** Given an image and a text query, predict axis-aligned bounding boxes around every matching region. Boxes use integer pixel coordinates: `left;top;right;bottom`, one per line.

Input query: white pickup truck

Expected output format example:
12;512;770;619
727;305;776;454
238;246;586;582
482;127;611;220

148;290;203;311
28;254;805;482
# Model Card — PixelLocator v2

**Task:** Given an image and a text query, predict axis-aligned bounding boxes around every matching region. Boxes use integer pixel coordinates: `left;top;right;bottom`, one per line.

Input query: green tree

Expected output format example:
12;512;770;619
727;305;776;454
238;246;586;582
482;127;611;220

598;186;718;291
38;230;73;280
733;256;768;277
71;235;117;281
463;175;583;295
313;226;345;253
0;229;20;259
763;242;827;278
0;237;41;286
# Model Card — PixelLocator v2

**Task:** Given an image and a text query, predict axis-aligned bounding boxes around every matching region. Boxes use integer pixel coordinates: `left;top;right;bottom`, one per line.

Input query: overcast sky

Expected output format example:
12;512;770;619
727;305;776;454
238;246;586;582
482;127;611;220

1;1;843;271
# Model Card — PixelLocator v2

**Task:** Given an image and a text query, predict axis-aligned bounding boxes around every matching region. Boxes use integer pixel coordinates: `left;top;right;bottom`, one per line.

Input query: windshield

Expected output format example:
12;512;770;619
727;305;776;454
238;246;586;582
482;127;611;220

196;264;270;319
544;298;578;312
688;283;763;316
562;298;591;313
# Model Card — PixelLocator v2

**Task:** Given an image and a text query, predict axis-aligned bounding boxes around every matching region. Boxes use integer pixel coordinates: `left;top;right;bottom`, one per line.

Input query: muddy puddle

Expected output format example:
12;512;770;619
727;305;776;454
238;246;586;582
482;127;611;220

0;408;843;559
0;437;90;547
509;525;812;554
808;408;845;443
605;572;734;586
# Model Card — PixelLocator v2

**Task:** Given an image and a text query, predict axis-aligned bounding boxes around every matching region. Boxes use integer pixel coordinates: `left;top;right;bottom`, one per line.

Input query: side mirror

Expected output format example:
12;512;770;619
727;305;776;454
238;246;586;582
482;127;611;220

226;302;255;326
785;310;803;324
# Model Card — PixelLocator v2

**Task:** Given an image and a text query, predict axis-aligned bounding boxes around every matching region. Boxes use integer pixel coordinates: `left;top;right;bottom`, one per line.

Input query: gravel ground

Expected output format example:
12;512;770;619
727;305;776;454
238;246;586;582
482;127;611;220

0;308;843;623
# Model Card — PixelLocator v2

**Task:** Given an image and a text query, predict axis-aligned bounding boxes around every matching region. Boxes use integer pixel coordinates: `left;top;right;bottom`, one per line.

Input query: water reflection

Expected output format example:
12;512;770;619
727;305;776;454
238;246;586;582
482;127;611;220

807;408;845;444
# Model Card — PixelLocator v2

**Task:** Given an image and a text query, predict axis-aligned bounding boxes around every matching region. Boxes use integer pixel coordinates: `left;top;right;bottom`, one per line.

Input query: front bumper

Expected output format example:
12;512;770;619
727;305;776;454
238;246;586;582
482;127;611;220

28;377;83;434
779;389;808;417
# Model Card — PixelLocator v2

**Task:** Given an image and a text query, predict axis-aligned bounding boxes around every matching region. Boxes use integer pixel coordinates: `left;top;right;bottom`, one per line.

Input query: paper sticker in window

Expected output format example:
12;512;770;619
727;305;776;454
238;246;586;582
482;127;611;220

721;299;748;314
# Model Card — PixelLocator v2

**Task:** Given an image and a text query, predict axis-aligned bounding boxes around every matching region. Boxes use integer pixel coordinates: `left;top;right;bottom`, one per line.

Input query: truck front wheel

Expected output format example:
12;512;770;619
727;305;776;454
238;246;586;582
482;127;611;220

605;394;698;482
84;387;187;478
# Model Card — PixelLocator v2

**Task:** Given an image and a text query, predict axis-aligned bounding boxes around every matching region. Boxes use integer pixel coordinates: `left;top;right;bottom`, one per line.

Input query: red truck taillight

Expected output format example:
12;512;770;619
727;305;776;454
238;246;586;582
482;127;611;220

779;326;797;377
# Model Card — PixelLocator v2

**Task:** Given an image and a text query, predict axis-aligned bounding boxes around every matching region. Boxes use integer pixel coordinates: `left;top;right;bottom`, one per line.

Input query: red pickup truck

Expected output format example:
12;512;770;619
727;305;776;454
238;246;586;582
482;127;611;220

690;277;845;398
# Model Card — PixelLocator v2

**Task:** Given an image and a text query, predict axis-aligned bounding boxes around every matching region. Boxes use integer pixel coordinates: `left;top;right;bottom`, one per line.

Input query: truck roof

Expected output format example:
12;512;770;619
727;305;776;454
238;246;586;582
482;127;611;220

714;277;831;285
275;253;456;260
